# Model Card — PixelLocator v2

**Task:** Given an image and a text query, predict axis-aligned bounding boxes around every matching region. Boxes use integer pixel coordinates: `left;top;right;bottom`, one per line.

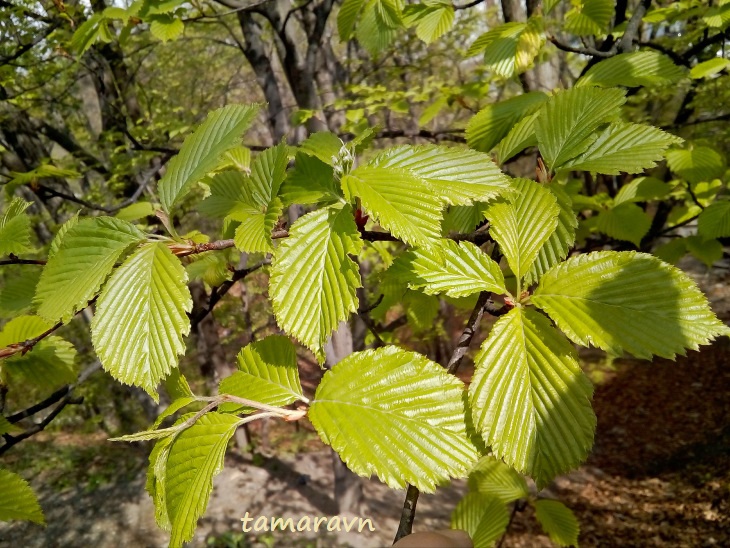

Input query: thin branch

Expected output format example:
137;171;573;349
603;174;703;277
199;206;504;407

395;291;494;542
0;254;46;266
454;0;486;9
547;35;614;58
357;295;386;348
0;320;63;360
190;261;268;328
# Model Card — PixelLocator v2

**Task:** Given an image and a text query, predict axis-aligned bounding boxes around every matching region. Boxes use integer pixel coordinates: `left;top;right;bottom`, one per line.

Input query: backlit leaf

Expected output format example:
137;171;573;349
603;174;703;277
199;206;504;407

534;499;580;547
92;242;192;400
269;205;362;362
0;198;32;256
578;51;686;87
35;217;145;323
0;469;44;524
451;493;509;547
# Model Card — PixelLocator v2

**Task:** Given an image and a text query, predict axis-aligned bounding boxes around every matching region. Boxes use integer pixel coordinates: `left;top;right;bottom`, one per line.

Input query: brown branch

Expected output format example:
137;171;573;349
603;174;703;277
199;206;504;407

454;0;486;9
189;261;268;328
394;290;493;543
547;35;615;58
0;254;46;266
357;294;386;348
0;320;63;360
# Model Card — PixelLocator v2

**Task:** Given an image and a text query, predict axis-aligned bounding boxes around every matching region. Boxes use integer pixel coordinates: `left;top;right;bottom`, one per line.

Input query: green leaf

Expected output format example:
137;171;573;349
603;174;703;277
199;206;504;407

564;0;613;35
371;144;511;206
666;146;726;184
469;307;595;488
148;14;184;42
468;456;529;503
537;87;626;171
218;335;305;414
652;238;687;265
467;18;544;77
387;239;506;298
534;499;580;547
71;13;106;55
153;397;197;429
0;198;32;256
596;202;651;246
442;203;489;234
165;412;241;548
451;493;510;547
356;0;399;54
403;2;454;44
0;415;21;435
48;213;79;259
403;289;440;332
115;201;157;222
698;200;730;239
198;171;249;218
342;165;443;247
614;177;671;205
532;251;730;359
686;235;723;268
578;51;686;88
558;122;682;175
309;346;478;492
0;269;40;317
524;183;577;286
34;217;145;323
232;198;283;253
279;152;340;206
92;242;192;401
338;0;367;39
269;205;362;362
0;469;45;524
485;178;560;282
467;92;548;154
159;104;260;213
498;111;539;164
704;2;730;28
690;57;730;79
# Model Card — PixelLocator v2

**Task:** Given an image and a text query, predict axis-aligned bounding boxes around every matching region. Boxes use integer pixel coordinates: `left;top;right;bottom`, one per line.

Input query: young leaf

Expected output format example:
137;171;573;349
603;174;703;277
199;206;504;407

387;239;506;298
536;87;626;172
35;217;145;323
48;213;79;258
0;469;45;524
469;307;596;488
466;92;548;154
698;200;730;239
159;104;260;213
596;202;652;246
485;178;560;282
269;205;362;363
666;146;726;184
532;251;730;359
442;203;489;234
498;111;539;164
198;171;249;218
468;456;529;503
403;1;454;45
0;270;40;317
165;412;241;548
338;0;367;39
690;57;730;79
613;177;671;205
466;17;543;77
232;198;283;253
451;493;510;547
148;14;184;42
534;499;580;547
370;144;511;206
152;397;197;429
578;51;686;88
92;242;192;401
557;122;683;175
279;152;340;206
524;184;577;286
564;0;613;35
218;335;305;414
309;346;478;492
686;235;723;268
342;165;444;246
652;237;687;265
0;198;32;256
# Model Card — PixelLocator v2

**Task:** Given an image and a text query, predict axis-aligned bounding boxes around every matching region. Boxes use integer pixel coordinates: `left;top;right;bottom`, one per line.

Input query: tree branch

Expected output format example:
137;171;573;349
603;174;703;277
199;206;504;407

394;290;493;542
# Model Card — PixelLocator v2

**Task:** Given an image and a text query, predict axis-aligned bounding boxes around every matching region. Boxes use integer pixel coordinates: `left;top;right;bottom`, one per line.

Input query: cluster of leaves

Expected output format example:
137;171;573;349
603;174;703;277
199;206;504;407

2;83;728;546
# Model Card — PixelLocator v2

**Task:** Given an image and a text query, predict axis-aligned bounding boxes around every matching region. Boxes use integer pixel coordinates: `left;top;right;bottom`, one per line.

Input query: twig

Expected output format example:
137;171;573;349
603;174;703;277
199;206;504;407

357;295;386;348
453;0;485;9
496;500;524;548
394;291;493;542
0;254;46;266
0;320;63;359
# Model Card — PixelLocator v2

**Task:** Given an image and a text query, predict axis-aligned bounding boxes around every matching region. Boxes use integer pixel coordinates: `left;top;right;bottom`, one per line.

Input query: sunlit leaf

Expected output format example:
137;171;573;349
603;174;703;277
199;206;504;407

0;469;45;524
532;251;730;359
309;346;478;492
